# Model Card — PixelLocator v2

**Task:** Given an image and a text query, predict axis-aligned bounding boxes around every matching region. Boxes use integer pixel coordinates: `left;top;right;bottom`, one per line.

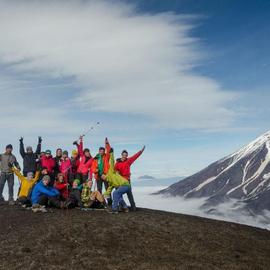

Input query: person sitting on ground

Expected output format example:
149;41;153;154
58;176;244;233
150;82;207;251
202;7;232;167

19;136;42;176
11;164;40;207
59;150;71;181
31;175;62;212
115;146;145;211
40;150;56;185
81;180;105;208
73;137;93;183
54;173;69;200
0;144;20;205
65;179;83;208
101;148;131;214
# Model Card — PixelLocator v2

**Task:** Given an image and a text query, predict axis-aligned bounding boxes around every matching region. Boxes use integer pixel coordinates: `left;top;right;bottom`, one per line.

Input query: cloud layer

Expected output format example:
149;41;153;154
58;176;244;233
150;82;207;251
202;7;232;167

0;0;236;130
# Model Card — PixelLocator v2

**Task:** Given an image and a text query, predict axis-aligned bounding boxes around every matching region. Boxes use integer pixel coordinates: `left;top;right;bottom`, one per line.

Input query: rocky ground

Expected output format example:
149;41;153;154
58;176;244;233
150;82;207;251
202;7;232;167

0;203;269;270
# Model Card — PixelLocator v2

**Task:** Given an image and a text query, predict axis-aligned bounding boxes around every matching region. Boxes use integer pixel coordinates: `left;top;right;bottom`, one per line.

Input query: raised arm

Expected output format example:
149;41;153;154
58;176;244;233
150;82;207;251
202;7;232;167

35;137;42;155
19;137;25;158
77;137;84;157
108;151;116;174
12;167;23;182
128;146;145;165
33;171;41;183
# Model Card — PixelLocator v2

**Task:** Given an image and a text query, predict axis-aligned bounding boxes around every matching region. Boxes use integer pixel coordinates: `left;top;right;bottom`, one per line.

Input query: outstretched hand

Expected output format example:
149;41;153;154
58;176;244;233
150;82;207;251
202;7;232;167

38;136;42;144
142;145;146;152
105;137;109;144
19;137;23;143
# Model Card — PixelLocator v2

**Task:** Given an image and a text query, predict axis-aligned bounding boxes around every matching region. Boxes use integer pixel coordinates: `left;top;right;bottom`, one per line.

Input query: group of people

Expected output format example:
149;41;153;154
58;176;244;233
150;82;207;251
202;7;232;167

0;136;145;214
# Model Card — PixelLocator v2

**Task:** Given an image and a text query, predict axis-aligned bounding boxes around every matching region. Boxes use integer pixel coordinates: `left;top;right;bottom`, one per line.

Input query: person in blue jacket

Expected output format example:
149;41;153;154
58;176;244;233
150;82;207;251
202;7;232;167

31;175;62;209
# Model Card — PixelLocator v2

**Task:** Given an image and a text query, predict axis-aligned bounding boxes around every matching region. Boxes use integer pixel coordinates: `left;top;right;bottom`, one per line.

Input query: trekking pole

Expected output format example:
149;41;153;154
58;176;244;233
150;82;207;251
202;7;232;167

81;122;100;138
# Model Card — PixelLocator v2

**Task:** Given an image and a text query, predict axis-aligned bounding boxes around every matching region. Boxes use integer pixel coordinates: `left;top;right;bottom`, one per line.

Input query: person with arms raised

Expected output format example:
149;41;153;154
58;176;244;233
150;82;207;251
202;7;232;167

101;148;131;214
115;146;145;211
19;136;42;176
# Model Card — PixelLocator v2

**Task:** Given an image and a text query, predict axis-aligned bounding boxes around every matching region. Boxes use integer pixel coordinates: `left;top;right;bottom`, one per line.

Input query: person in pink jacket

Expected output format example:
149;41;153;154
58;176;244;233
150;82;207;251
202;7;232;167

59;150;72;181
73;137;93;183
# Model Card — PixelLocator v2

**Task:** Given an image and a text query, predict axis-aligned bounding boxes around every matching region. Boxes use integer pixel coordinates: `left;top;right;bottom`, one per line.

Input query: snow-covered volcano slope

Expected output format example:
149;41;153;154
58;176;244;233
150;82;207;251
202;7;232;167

159;131;270;212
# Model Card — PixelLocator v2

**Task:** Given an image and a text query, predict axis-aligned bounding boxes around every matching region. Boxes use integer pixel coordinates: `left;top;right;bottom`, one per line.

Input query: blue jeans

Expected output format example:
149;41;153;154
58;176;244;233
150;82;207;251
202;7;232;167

112;185;131;211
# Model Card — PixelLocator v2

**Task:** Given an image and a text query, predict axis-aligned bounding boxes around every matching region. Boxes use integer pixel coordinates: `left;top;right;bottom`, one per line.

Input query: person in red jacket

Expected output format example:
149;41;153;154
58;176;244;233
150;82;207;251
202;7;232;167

115;146;145;211
54;173;69;200
40;150;56;185
74;137;93;184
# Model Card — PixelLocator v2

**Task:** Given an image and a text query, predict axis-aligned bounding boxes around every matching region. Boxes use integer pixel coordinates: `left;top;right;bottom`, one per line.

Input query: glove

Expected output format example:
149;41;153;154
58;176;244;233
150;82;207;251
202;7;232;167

19;137;23;143
109;148;114;153
73;141;78;146
38;136;42;144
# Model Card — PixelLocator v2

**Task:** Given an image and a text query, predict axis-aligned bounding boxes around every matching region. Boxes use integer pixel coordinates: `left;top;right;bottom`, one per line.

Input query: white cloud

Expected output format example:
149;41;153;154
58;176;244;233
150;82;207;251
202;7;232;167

133;185;270;230
0;0;237;130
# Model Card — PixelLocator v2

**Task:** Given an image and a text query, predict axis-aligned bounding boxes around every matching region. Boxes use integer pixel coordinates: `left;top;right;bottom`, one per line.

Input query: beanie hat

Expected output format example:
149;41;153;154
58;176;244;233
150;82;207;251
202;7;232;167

63;150;68;156
26;146;33;152
73;179;80;186
6;144;13;150
45;150;51;155
42;175;51;182
72;150;78;156
84;148;90;153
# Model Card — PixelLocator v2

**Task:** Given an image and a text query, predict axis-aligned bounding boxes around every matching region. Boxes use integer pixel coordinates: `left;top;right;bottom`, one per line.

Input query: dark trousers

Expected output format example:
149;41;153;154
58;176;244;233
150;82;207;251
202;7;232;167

0;173;14;200
66;189;83;208
127;188;136;208
96;176;109;193
38;195;61;208
17;196;32;207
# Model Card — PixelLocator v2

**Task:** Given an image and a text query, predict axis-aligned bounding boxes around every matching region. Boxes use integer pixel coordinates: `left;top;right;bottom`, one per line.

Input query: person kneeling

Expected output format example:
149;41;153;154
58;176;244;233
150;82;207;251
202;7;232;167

101;149;131;214
11;164;40;207
31;175;62;212
81;180;105;209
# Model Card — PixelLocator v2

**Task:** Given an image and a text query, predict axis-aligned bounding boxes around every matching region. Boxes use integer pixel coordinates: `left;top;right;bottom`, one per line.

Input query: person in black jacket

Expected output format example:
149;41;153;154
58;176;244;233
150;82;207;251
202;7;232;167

20;137;42;176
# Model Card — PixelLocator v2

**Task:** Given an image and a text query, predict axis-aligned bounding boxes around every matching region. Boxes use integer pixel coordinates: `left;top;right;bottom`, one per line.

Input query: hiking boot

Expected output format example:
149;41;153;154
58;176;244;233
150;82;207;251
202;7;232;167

130;206;137;212
122;207;129;213
107;209;119;214
8;199;15;206
40;206;47;213
0;196;5;202
32;204;42;213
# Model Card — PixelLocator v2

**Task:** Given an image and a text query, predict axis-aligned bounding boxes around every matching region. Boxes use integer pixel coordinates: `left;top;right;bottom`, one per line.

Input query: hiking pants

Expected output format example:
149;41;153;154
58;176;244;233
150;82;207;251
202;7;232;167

96;176;109;193
0;173;14;200
17;196;32;207
112;185;131;211
38;195;61;208
127;187;136;209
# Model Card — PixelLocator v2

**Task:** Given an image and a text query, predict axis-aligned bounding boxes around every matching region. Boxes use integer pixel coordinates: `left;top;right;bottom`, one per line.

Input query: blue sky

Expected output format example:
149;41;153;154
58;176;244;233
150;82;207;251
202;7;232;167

0;0;269;177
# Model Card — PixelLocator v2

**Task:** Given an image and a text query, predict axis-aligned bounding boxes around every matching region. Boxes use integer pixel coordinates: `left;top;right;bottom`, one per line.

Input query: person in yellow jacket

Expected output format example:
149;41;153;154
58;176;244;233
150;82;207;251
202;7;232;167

12;166;40;207
101;149;131;214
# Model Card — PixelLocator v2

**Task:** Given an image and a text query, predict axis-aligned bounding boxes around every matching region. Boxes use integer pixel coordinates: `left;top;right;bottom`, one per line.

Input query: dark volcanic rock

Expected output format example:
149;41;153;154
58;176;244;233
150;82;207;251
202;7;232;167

0;204;270;270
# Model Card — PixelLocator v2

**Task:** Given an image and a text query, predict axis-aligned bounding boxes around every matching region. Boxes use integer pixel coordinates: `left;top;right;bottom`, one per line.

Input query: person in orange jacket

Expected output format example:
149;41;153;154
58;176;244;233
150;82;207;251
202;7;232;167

91;138;111;194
